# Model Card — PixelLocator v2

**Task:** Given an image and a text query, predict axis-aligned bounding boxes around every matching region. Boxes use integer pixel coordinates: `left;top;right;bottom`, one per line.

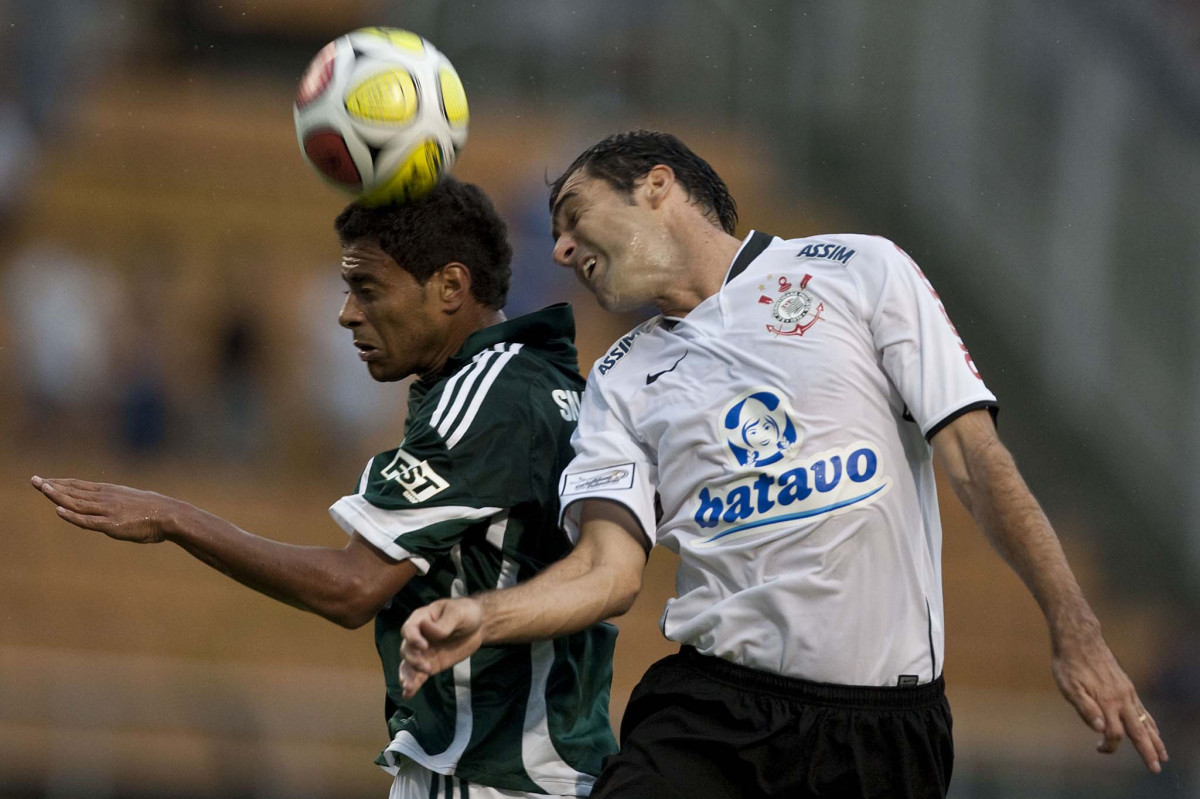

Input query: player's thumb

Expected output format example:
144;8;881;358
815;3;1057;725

401;610;434;651
420;600;468;640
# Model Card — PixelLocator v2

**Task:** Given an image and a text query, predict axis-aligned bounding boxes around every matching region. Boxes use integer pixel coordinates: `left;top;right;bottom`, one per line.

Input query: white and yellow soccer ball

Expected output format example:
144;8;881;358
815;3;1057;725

293;27;469;204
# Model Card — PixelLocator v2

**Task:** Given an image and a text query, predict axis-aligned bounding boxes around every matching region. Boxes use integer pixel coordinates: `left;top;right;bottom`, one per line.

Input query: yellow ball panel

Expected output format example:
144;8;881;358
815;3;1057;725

355;27;426;54
361;140;445;205
345;69;419;125
438;66;469;127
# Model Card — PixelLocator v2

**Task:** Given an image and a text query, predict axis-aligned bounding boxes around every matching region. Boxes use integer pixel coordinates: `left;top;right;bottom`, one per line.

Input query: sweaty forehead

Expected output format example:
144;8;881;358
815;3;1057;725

340;240;392;273
550;170;594;234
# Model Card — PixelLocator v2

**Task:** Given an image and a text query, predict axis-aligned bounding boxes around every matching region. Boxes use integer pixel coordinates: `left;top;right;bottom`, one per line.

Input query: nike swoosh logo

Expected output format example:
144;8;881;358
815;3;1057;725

646;350;688;385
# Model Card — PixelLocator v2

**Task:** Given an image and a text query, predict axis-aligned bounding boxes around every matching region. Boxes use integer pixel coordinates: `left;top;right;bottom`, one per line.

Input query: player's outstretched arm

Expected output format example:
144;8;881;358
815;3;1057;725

931;411;1169;774
30;475;415;628
399;498;647;698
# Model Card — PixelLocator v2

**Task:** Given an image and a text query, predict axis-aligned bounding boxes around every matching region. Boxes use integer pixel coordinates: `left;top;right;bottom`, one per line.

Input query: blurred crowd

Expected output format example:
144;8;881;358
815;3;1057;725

1;2;1198;797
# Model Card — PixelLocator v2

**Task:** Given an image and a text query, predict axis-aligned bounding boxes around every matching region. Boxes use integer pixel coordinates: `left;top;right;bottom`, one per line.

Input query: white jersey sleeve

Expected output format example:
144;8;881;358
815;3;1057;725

558;369;658;546
853;238;997;438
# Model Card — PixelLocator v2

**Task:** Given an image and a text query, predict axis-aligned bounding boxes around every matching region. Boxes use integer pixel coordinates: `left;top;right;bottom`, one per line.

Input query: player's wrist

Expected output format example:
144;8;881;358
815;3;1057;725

472;593;499;644
1048;608;1103;655
157;497;201;543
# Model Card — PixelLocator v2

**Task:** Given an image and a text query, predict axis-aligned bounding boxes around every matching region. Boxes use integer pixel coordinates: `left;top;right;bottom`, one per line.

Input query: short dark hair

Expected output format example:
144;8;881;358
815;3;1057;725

334;178;512;309
549;130;738;235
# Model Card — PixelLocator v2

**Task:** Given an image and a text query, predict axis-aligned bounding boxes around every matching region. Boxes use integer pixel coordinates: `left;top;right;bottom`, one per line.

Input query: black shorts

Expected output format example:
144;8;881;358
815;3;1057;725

592;647;953;799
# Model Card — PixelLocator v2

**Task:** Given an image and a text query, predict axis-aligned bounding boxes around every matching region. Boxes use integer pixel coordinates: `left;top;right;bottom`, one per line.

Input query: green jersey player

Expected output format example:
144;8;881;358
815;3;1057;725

31;178;617;798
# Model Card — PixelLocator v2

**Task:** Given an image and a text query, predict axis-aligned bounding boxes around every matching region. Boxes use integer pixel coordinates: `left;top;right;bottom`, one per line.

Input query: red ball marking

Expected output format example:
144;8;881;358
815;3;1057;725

295;41;337;108
303;131;362;188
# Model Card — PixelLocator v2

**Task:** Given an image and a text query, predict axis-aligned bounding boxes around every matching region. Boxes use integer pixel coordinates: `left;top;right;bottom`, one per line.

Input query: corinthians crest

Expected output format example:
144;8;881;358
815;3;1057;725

759;274;825;337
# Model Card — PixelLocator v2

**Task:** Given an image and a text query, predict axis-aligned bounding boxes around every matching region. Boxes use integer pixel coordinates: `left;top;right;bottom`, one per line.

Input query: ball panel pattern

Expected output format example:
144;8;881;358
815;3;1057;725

302;131;363;188
295;41;337;109
344;68;420;125
355;27;426;55
438;66;469;128
360;139;444;205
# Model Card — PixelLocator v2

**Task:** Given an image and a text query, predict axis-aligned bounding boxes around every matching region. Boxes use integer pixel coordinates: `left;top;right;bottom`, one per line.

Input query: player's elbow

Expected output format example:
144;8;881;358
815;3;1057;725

603;563;643;619
320;577;386;629
329;603;376;630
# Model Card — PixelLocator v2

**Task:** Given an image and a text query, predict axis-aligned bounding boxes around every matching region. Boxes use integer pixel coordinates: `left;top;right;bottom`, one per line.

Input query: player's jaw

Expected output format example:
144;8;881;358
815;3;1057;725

587;247;669;313
552;234;643;311
345;315;426;382
351;334;394;380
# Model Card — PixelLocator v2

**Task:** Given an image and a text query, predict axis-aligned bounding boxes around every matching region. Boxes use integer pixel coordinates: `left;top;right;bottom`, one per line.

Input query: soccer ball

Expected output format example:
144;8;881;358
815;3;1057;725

293;27;468;204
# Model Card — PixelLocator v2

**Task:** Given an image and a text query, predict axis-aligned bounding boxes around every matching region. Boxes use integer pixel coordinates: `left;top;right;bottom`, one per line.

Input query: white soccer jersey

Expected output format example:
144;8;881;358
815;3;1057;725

559;231;997;687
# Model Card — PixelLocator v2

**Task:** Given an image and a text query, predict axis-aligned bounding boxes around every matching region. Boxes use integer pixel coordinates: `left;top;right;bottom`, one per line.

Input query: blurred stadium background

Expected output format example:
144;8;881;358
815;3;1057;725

0;1;1196;797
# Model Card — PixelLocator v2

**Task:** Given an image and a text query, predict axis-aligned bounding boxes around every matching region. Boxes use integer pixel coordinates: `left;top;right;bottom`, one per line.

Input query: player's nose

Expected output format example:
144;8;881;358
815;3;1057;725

338;294;362;328
552;235;576;269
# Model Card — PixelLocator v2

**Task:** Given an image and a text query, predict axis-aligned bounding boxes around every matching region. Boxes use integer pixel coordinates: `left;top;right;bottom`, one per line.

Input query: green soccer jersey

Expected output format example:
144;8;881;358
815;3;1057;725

329;304;618;796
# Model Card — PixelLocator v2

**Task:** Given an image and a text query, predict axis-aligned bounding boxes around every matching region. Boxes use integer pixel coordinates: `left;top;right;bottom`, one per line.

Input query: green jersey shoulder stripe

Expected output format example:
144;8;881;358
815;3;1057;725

430;343;523;449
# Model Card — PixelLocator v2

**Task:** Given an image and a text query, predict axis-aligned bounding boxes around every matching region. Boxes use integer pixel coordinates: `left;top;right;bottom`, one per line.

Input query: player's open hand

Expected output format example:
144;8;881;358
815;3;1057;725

1051;631;1168;773
399;597;486;698
31;476;177;544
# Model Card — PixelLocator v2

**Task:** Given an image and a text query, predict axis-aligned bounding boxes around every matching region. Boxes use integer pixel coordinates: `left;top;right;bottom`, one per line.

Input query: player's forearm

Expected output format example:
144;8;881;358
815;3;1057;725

475;501;647;643
161;502;375;627
953;435;1101;645
477;550;640;644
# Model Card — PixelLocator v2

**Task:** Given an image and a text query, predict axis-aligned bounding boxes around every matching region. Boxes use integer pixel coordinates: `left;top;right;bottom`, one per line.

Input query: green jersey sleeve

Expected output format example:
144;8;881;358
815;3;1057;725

329;353;537;572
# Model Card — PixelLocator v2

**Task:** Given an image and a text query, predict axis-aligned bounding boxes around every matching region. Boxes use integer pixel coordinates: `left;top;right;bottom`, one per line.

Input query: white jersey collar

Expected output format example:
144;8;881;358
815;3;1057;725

718;230;775;328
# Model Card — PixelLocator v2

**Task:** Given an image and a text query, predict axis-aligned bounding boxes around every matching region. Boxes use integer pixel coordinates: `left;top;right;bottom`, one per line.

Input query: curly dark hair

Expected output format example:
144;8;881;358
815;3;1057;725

334;178;512;309
549;130;738;235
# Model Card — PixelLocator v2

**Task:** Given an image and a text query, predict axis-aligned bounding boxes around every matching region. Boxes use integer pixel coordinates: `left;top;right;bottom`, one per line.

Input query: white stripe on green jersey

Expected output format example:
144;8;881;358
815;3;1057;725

330;499;501;574
445;344;523;449
329;305;616;795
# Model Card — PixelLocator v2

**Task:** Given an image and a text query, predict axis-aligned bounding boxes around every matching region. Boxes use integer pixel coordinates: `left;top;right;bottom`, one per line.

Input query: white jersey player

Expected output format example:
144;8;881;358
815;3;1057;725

397;131;1168;799
559;230;995;687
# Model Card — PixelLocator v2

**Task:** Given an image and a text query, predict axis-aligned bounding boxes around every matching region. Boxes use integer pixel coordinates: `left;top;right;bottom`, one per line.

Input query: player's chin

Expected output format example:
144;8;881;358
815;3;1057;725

366;359;407;382
595;288;639;314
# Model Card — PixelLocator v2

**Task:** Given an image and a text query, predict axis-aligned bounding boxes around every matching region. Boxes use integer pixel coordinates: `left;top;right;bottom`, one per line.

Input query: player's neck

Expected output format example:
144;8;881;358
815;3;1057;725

420;306;506;379
656;224;742;318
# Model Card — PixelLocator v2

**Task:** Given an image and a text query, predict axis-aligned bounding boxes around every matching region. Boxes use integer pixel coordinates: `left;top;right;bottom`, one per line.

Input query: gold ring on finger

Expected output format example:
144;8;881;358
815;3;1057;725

1137;712;1148;724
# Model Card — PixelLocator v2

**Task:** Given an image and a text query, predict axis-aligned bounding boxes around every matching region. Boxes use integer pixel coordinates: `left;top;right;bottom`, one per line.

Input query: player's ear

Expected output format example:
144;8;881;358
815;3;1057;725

643;165;675;209
433;262;471;312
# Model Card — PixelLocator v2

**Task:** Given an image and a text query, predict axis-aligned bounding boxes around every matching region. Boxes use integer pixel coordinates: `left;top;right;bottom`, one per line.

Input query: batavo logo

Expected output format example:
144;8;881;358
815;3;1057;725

721;388;801;468
692;440;890;547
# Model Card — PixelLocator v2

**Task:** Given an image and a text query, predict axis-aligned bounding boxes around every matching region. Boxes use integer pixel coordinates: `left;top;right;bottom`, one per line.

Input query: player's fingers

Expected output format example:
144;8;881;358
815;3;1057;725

32;476;68;497
1125;706;1165;773
31;476;62;502
1149;715;1169;763
36;477;102;495
1062;682;1106;733
35;479;95;505
45;489;108;517
1137;707;1166;750
1096;705;1125;754
48;477;104;492
399;633;430;667
401;619;429;652
418;603;464;641
399;660;430;699
54;506;116;533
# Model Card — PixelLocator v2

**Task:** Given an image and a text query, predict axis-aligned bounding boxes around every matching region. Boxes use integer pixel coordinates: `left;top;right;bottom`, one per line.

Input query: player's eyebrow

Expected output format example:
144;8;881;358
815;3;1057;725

340;265;376;286
550;190;579;239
